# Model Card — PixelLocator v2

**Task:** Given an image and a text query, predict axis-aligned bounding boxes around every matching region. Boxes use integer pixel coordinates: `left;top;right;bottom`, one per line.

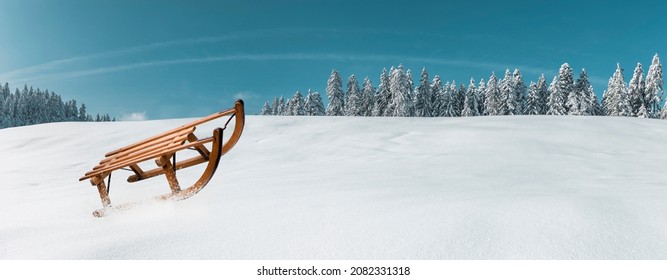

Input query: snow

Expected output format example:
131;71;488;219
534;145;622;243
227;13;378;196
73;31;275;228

2;115;667;259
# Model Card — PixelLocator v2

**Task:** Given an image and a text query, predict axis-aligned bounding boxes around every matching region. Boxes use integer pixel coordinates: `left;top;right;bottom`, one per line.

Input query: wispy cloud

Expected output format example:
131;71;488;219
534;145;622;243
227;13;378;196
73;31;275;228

0;28;351;81
233;91;260;100
120;112;148;121
1;27;556;84
7;53;551;84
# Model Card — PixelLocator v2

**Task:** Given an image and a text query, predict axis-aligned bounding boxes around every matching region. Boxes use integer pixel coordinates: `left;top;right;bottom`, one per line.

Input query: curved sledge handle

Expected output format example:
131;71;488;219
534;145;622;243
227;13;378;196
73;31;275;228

220;99;245;157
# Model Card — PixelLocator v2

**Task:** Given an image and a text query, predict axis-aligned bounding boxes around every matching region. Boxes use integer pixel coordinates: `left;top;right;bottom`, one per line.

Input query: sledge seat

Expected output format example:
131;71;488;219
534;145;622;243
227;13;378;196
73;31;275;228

79;99;245;217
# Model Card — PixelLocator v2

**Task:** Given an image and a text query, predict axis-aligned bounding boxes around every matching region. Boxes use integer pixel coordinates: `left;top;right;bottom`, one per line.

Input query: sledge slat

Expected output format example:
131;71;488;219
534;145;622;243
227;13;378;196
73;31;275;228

80;137;214;181
97;127;194;166
104;107;236;157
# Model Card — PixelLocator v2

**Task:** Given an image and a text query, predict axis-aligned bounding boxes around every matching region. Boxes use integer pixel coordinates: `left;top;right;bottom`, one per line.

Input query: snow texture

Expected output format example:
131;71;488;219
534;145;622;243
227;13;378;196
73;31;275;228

2;116;667;259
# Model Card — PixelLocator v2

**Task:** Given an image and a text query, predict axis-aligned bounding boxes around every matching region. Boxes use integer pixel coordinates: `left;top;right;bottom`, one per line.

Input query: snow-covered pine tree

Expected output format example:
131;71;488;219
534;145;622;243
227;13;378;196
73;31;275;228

444;82;460;117
476;79;486;115
304;89;326;116
456;83;466;116
288;91;305;116
389;65;414;117
78;103;89;121
574;69;598;115
325;69;345;116
277;96;286;116
566;73;584;115
414;67;432;117
430;75;444;117
373;68;391;116
535;74;549;114
404;69;415;116
601;76;612;116
344;74;362;116
271;97;280;115
260;101;272;115
499;69;514;115
361;77;375;116
44;91;60;123
484;73;501;116
461;78;479;117
512;69;526;115
406;69;415;107
440;81;452;116
2;90;16;128
627;63;645;117
557;63;575;114
607;63;631;116
525;81;540;115
1;83;9;101
546;76;566;115
283;98;292;115
476;79;486;116
645;54;663;118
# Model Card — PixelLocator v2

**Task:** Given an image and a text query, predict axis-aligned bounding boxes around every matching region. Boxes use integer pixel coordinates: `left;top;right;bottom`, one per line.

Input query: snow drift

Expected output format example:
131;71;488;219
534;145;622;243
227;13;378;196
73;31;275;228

1;115;667;259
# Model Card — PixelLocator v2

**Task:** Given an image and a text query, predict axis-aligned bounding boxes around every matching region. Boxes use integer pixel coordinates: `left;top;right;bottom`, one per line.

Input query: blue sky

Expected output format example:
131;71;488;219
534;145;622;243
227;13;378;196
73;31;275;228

0;0;665;119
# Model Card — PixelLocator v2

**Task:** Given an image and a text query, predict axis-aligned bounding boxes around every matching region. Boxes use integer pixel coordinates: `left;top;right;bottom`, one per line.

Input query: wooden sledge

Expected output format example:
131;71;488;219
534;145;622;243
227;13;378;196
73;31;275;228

79;99;245;217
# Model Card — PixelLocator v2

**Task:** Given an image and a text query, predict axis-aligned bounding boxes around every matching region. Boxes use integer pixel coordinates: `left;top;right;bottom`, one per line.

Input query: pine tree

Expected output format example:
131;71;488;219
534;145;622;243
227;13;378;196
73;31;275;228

373;68;391;117
573;69;597;116
440;82;452;116
645;54;663;118
512;69;526;115
277;96;286;116
461;78;479;117
361;77;375;116
476;79;486;115
566;72;584;115
444;82;459;117
325;69;345;116
456;83;466;116
430;75;444;117
535;74;549;114
627;63;645;117
484;73;501;116
606;64;631;116
547;76;566;115
389;65;413;117
345;74;362;116
557;63;575;114
414;67;432;117
406;69;414;105
499;69;513;115
304;89;325;116
2;83;9;101
525;81;540;115
271;97;280;115
260;102;272;115
601;78;613;116
78;103;89;121
287;91;305;115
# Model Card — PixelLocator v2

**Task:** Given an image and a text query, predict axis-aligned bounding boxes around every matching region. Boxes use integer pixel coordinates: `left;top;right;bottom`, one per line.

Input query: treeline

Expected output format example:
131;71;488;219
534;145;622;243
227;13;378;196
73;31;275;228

0;83;114;129
261;54;664;119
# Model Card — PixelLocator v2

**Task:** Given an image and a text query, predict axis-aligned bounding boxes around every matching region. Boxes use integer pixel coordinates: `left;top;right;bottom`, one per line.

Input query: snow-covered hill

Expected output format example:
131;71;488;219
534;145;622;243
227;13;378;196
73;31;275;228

2;115;667;259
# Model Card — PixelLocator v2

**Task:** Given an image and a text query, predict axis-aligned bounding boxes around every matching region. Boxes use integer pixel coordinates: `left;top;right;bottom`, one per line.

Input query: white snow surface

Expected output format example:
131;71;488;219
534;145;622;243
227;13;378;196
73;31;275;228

2;115;667;259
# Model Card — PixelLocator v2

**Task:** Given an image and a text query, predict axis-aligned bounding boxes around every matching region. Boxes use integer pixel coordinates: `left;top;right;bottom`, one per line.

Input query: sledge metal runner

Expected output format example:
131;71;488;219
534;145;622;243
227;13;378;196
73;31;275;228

79;99;245;217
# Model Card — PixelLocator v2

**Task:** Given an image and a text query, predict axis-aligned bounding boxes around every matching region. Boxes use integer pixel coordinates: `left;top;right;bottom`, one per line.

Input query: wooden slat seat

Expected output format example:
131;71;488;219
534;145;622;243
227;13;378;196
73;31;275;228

79;99;245;217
